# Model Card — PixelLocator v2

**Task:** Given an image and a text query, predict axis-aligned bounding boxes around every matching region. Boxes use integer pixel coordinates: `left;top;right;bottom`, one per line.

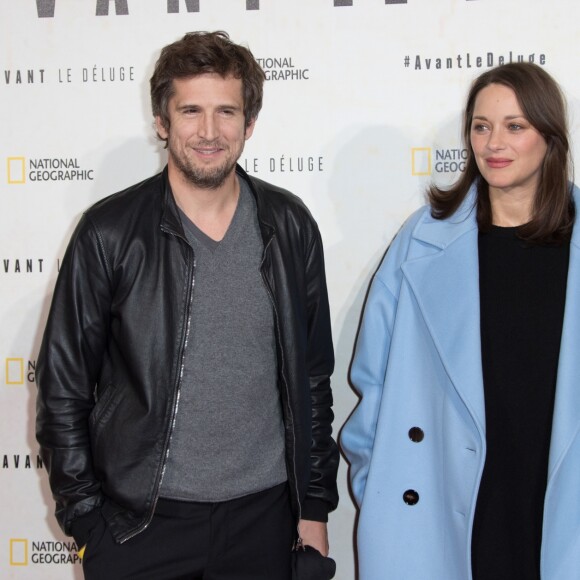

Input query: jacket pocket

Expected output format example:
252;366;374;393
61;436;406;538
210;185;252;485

89;383;122;429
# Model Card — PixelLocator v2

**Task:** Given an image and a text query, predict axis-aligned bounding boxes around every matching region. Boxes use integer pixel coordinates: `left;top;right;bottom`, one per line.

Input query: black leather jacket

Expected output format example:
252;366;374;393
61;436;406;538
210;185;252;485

36;165;338;544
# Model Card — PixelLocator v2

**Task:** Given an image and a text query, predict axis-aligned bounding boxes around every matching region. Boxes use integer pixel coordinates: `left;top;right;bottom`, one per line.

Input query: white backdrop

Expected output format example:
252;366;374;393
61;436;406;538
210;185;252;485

2;1;580;578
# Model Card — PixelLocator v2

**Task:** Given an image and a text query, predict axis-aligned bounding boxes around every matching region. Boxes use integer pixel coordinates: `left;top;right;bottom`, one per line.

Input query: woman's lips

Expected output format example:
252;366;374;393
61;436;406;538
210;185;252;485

486;158;512;168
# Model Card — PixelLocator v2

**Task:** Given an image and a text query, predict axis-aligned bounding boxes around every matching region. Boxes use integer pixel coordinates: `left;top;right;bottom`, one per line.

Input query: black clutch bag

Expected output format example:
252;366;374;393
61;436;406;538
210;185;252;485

291;545;336;580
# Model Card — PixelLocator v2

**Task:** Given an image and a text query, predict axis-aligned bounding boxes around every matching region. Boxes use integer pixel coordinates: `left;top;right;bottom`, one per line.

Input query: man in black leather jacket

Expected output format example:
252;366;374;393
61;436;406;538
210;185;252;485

36;31;338;579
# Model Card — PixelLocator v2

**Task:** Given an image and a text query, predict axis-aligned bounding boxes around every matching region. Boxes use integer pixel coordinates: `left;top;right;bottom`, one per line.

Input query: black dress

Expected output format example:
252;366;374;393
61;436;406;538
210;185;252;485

472;226;569;579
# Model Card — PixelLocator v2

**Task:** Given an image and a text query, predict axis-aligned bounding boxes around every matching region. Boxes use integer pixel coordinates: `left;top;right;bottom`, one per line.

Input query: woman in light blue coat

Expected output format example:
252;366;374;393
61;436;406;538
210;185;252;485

341;63;580;580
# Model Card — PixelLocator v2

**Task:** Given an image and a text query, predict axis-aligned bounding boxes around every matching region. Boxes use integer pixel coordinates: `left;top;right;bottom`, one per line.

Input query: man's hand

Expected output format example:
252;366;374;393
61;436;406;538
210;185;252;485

298;519;329;557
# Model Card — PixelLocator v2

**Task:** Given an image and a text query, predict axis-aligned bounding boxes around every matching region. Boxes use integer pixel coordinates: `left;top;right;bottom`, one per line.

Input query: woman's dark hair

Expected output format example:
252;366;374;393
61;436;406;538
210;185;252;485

428;62;574;244
150;31;265;142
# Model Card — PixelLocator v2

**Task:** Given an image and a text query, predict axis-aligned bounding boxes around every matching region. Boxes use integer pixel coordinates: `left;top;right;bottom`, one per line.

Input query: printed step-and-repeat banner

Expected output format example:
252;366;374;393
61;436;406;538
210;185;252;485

2;1;580;578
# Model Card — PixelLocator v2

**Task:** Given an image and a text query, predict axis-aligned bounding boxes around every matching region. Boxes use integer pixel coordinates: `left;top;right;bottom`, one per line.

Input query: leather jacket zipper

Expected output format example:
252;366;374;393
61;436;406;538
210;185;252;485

120;232;196;543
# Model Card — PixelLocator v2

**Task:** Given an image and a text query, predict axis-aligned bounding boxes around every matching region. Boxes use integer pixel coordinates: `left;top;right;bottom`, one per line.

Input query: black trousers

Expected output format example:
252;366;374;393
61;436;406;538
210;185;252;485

82;482;294;580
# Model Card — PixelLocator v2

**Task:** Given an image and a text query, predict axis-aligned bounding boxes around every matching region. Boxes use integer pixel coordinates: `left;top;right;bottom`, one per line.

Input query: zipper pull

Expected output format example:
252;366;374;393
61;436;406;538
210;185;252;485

294;533;305;551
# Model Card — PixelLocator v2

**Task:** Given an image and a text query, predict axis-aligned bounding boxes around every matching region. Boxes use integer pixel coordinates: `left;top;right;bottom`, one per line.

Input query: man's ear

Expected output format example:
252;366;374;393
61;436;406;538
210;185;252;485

245;117;256;140
155;116;169;140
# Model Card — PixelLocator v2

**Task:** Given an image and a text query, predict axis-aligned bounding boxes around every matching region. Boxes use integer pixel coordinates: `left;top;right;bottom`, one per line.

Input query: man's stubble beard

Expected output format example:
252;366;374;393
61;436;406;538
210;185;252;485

169;140;244;190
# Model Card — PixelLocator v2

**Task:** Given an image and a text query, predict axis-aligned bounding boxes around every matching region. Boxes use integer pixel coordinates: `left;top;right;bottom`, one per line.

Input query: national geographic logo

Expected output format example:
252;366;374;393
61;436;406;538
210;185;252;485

6;157;25;183
257;58;310;82
241;154;324;175
9;539;28;566
4;358;36;385
9;538;81;566
411;148;467;176
6;157;94;184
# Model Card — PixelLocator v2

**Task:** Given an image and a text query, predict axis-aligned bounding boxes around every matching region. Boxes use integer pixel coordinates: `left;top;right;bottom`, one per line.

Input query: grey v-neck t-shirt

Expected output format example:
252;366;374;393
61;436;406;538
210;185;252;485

160;177;287;502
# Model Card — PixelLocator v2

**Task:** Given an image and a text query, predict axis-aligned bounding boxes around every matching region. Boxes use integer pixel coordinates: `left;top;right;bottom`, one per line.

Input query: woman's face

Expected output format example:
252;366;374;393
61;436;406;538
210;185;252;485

470;83;548;204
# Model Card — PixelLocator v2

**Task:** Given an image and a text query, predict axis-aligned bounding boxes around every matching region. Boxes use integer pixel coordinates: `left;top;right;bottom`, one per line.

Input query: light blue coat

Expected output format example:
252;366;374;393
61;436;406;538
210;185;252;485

341;185;580;579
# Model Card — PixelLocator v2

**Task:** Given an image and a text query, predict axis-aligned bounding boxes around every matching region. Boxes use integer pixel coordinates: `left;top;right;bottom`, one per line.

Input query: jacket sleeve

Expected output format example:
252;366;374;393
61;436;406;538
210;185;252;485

301;227;339;521
36;214;111;536
340;273;397;507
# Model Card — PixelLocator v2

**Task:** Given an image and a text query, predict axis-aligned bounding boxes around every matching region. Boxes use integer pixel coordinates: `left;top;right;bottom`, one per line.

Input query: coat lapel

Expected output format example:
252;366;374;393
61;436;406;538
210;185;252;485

402;190;486;434
548;186;580;477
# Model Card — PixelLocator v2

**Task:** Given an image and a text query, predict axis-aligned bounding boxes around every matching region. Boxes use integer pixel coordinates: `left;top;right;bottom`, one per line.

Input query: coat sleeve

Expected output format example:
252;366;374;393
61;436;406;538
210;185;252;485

301;227;339;521
36;214;111;536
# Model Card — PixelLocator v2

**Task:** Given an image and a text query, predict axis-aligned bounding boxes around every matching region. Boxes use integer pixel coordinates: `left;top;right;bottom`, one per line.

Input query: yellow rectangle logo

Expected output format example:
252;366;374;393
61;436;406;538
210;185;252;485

6;358;25;385
7;157;26;184
10;539;28;566
411;148;432;176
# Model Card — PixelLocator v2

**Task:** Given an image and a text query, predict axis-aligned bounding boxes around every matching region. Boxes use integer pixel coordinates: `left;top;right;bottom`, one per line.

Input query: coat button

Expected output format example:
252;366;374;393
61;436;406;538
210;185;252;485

403;489;419;505
408;427;424;442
